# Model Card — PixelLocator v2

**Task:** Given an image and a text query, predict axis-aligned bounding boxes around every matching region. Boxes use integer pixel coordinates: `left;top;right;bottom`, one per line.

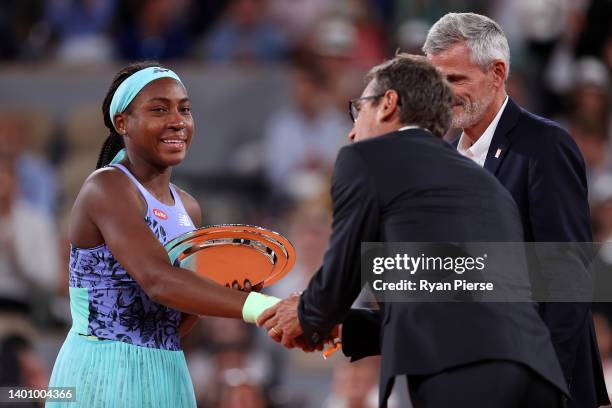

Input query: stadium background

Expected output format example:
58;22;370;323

0;0;611;407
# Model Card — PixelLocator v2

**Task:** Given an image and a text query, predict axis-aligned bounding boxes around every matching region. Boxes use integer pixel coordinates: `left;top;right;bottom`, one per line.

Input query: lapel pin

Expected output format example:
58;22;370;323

495;148;502;159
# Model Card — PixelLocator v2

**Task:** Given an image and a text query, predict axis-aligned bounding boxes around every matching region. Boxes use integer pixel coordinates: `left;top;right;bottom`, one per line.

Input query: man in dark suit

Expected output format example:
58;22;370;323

423;12;608;408
259;54;568;407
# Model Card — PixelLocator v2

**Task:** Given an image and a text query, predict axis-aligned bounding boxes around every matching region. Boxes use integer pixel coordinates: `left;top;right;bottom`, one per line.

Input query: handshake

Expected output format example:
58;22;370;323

254;293;341;355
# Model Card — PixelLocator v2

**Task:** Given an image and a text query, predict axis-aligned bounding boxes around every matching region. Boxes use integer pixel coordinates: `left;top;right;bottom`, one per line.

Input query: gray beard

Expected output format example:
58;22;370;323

452;91;495;129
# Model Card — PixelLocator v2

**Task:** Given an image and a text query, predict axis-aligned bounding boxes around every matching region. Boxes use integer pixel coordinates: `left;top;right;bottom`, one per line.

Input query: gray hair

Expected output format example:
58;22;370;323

423;13;510;79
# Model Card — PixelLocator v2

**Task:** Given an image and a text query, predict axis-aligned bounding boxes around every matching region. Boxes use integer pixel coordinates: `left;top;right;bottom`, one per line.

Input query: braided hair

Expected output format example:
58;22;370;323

96;61;167;169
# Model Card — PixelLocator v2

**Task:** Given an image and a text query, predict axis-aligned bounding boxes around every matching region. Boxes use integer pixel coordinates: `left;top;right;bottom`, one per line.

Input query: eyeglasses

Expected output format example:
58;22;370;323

348;94;385;123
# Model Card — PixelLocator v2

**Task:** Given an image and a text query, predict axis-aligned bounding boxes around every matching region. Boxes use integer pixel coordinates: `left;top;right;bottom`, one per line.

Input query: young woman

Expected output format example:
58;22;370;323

46;62;280;407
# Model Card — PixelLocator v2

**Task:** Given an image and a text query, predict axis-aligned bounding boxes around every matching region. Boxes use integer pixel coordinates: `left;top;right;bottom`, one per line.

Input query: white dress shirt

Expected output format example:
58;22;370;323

457;96;509;167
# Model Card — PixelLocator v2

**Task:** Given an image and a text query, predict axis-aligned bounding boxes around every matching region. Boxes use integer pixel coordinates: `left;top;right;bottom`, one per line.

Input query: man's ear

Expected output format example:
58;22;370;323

377;90;401;123
490;60;507;87
113;113;127;136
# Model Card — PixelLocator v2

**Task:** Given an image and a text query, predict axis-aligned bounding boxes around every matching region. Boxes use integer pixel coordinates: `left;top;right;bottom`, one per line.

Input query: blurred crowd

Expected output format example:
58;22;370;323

0;0;611;407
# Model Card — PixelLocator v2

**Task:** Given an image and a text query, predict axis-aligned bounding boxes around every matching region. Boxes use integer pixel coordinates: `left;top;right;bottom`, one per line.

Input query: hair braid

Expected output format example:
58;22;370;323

95;133;125;169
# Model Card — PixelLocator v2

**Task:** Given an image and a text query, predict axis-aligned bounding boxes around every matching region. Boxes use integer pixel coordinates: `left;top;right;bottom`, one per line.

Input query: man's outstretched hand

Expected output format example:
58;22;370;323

257;294;303;348
257;294;340;353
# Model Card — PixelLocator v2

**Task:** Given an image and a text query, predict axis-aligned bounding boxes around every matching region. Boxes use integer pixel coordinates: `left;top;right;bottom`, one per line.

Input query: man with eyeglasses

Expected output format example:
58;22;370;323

258;53;567;407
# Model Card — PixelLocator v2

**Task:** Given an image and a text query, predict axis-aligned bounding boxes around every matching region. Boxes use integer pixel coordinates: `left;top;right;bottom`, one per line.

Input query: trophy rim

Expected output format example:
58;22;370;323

164;224;296;288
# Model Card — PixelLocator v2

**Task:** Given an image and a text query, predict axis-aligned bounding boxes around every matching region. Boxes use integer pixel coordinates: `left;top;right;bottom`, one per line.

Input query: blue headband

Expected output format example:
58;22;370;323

108;66;183;129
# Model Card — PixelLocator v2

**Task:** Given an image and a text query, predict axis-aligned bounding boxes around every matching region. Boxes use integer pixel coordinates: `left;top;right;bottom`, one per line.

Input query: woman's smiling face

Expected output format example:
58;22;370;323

114;77;194;168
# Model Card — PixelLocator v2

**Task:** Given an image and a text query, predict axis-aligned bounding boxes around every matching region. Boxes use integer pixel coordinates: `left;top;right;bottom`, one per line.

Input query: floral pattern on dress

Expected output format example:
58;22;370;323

145;216;167;243
69;244;182;351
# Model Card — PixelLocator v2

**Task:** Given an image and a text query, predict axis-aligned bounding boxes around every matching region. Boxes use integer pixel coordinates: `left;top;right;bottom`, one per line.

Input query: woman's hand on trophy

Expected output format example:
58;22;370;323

226;279;264;292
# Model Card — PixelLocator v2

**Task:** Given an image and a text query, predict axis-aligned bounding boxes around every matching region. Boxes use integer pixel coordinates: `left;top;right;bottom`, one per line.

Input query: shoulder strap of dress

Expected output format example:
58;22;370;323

169;184;194;224
109;163;151;201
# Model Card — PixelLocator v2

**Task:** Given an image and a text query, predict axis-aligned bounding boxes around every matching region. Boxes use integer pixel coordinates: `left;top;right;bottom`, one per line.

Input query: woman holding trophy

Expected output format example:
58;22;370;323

46;62;283;407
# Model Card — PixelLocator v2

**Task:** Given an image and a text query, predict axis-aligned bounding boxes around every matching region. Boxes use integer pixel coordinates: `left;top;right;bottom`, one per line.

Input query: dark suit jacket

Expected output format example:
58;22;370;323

451;98;608;407
297;128;567;407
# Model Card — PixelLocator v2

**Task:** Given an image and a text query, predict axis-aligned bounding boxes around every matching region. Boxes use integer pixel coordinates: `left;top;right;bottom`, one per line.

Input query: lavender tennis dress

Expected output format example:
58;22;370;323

47;164;197;407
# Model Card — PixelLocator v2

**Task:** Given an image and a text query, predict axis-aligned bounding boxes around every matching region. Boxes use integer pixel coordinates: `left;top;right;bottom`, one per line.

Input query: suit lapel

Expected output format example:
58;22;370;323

483;98;521;175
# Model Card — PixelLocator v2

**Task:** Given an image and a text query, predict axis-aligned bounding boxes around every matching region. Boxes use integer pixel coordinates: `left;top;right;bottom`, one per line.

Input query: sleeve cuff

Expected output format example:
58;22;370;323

297;294;330;346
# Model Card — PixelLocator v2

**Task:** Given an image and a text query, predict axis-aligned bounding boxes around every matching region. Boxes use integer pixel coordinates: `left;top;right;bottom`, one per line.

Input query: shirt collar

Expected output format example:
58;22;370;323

457;95;509;157
398;125;422;132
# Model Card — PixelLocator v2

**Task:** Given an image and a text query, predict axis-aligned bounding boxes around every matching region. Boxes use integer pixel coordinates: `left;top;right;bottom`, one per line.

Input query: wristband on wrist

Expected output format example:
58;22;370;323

242;292;281;323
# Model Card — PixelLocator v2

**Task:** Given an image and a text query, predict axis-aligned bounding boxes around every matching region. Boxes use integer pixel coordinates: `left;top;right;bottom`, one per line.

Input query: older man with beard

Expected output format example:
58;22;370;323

424;12;609;408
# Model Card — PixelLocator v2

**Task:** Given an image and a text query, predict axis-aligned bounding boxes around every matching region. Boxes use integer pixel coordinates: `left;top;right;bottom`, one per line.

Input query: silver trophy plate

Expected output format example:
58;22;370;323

165;224;296;288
